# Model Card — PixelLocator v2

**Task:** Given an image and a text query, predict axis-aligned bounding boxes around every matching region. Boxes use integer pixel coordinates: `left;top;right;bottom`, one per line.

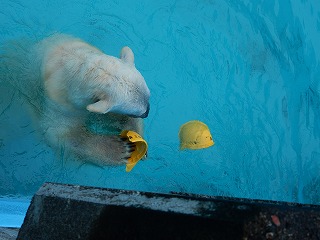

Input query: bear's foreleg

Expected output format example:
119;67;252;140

41;108;136;166
66;128;135;166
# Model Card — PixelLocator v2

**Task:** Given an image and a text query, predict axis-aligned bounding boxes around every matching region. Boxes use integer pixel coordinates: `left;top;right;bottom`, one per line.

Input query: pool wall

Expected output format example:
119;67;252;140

0;0;320;219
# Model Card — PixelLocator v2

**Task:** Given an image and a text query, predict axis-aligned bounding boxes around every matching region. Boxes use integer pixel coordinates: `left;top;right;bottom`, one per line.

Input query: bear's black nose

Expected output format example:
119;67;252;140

140;103;150;118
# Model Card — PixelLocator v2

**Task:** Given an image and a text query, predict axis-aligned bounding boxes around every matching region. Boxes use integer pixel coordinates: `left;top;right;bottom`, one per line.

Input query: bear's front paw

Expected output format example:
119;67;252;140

111;136;136;164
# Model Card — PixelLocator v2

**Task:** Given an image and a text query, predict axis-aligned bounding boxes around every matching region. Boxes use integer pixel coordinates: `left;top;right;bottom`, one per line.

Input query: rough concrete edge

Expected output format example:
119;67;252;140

36;182;218;217
0;227;19;240
36;182;320;218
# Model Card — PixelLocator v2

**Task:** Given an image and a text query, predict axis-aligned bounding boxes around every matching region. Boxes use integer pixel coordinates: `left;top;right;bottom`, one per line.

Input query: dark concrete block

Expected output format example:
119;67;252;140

17;182;320;240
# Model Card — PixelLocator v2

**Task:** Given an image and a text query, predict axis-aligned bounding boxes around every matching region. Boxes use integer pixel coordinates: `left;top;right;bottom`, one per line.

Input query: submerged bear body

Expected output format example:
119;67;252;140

1;34;150;166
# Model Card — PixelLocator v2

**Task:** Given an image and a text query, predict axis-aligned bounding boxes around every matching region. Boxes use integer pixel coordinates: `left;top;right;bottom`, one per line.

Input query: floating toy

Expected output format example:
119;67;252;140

120;130;148;172
178;120;214;150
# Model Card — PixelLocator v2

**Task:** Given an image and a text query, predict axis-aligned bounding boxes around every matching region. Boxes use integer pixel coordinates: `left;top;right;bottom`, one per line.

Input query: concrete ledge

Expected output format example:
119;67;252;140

0;227;19;240
18;182;320;239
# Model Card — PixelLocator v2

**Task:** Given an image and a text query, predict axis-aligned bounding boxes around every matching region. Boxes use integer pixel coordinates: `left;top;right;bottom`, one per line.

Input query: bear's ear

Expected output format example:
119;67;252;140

86;100;112;114
120;46;134;65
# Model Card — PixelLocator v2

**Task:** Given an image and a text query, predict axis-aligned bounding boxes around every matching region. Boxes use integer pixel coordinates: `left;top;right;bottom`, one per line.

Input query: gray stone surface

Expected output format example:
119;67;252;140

17;182;320;240
0;227;19;240
17;183;247;239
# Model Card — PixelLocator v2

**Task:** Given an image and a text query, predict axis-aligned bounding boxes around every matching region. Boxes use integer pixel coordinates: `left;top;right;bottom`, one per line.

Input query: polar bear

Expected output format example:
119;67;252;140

0;34;150;166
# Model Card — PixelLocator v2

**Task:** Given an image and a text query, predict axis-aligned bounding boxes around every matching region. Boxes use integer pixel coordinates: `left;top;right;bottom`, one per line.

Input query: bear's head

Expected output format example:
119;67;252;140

86;46;150;118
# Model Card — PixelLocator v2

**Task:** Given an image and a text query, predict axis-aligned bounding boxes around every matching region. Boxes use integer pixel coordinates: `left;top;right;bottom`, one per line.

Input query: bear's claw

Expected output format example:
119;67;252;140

117;136;137;162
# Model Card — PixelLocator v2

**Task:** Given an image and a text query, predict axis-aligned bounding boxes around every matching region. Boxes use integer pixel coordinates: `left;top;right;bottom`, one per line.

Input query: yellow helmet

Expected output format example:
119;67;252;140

178;120;214;150
120;130;148;172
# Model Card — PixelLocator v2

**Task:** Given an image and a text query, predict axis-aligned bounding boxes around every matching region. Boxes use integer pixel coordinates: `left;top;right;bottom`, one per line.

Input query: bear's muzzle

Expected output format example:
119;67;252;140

140;103;150;118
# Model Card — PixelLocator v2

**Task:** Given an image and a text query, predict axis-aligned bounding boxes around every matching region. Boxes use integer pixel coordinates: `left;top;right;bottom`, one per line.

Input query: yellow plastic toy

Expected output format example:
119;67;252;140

120;130;148;172
178;120;214;150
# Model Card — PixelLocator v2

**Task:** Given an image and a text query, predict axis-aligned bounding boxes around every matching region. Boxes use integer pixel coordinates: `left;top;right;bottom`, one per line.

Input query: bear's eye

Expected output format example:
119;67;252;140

92;97;100;103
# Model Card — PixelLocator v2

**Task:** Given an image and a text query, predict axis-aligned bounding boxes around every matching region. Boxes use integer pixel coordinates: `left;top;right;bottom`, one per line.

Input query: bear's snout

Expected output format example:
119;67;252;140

140;103;150;118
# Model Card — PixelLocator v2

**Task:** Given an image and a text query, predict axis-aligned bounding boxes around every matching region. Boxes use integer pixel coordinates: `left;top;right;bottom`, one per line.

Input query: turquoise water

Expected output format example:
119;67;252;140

1;0;320;226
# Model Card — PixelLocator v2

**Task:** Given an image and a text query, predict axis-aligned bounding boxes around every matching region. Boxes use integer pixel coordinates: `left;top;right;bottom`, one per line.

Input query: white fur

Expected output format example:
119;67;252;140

1;34;150;166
